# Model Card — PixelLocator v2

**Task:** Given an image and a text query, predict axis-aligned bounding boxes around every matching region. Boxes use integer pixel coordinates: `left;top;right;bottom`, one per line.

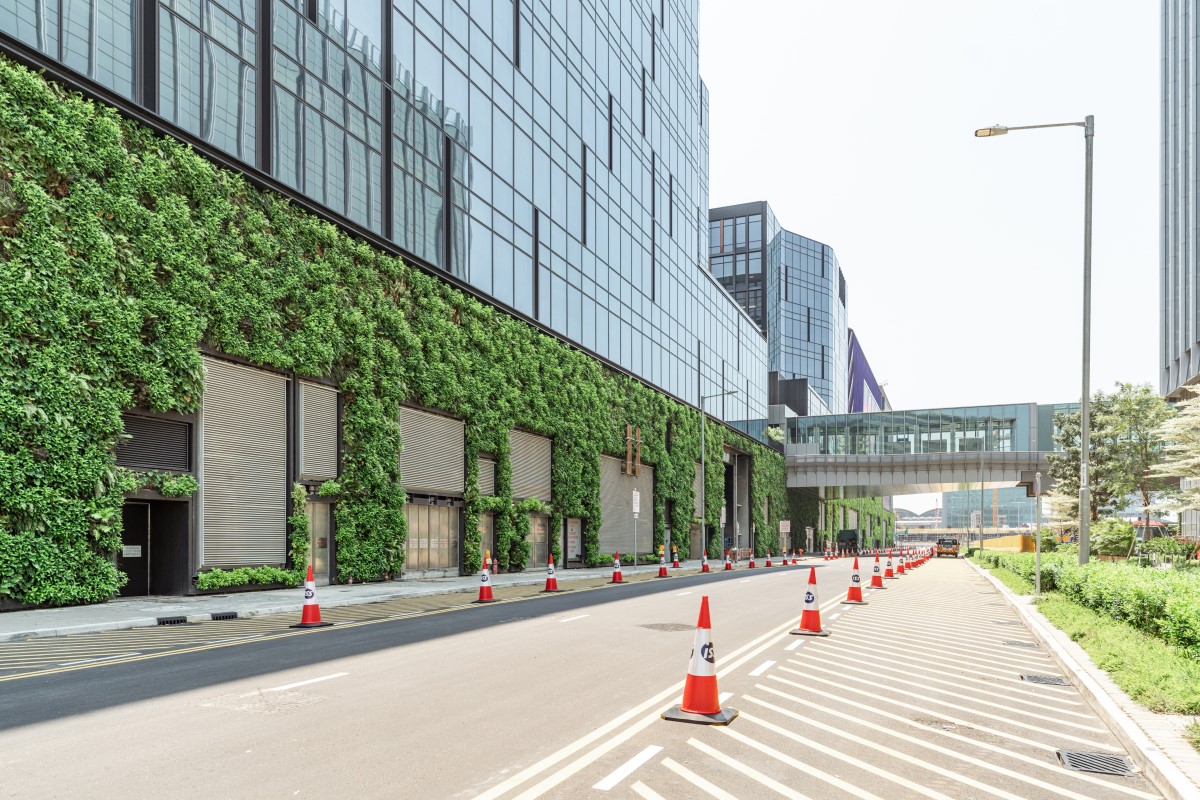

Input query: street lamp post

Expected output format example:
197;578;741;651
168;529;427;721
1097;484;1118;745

700;389;738;564
975;116;1094;565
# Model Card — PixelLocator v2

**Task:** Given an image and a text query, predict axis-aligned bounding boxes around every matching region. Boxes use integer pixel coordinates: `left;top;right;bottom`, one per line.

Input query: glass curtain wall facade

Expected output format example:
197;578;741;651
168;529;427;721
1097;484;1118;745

1;0;767;422
941;487;1036;530
787;404;1041;456
710;201;848;413
1162;0;1200;399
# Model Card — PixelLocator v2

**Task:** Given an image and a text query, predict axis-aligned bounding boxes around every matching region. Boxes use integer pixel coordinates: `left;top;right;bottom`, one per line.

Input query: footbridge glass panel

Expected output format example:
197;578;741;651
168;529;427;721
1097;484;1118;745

787;404;1041;455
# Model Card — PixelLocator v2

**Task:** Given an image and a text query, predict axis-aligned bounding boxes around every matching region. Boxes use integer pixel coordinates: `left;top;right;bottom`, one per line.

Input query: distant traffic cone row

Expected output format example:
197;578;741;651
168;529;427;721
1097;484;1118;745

791;567;829;636
842;558;867;605
291;564;333;628
661;595;738;726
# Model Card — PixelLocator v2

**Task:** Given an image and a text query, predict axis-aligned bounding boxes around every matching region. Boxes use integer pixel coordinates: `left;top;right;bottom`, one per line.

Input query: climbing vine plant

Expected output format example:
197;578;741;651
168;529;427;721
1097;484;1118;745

0;56;788;604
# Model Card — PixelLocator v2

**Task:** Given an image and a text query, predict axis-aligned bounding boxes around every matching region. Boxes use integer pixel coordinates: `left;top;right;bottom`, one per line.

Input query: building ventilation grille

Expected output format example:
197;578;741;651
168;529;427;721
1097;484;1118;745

1056;751;1137;777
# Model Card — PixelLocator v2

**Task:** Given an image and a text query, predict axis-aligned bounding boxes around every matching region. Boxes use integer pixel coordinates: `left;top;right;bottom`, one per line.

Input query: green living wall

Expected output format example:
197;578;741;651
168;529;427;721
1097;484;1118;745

0;56;788;605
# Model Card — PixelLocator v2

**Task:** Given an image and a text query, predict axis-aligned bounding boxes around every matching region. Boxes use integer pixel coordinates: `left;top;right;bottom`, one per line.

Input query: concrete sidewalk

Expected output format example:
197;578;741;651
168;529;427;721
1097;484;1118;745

1;556;799;642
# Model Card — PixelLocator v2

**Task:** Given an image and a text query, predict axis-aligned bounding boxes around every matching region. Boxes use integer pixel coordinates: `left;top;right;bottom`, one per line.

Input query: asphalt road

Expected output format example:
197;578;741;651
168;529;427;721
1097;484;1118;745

0;558;1163;800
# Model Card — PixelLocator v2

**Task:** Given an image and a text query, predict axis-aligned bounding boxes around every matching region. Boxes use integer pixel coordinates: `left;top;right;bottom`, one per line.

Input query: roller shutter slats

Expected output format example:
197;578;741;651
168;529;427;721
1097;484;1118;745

478;457;496;496
116;414;190;471
300;382;339;480
598;455;654;555
399;407;465;495
509;430;551;501
201;358;287;568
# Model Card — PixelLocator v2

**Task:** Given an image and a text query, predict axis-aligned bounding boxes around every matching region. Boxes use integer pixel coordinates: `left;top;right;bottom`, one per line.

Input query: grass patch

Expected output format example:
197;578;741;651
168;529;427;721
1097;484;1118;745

1184;721;1200;754
972;556;1034;594
1036;594;1200;715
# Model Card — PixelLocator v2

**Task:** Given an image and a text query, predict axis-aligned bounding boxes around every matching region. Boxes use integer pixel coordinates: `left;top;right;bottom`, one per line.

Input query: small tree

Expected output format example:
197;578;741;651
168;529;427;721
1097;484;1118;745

1152;392;1200;517
1091;518;1135;558
1098;383;1176;556
1047;392;1120;523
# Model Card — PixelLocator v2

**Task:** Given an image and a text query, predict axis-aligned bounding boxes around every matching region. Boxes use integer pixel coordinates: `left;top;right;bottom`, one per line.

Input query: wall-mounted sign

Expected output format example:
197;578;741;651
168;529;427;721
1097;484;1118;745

122;545;142;558
779;520;791;534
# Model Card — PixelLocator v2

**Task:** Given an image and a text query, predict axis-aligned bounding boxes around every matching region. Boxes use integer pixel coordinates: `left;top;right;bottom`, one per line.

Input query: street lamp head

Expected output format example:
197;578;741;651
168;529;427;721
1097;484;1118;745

974;125;1008;137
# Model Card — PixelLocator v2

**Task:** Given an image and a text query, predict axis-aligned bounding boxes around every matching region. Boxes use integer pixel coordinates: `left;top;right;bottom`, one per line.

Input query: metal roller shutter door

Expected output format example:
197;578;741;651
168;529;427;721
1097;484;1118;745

116;414;190;472
509;430;551;501
399;407;465;495
598;456;654;556
200;357;287;567
300;382;339;480
478;457;496;496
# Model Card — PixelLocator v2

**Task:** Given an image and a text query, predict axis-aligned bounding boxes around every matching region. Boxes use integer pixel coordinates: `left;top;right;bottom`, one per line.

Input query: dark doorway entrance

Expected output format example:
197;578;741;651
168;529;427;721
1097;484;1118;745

118;500;190;596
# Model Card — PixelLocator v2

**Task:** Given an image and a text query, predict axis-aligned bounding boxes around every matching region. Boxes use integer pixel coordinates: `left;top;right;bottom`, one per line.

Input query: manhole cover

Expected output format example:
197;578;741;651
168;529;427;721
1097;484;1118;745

640;623;695;632
1004;640;1040;648
1022;674;1070;686
1056;750;1137;777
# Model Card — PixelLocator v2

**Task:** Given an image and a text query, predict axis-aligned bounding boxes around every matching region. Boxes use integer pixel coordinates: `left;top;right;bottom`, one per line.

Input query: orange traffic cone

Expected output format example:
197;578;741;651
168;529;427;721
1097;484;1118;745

884;550;896;579
823;548;830;561
791;567;829;636
543;555;560;592
765;551;773;567
842;558;868;605
611;552;624;584
701;549;710;573
672;545;680;569
661;595;738;725
870;553;886;589
291;564;333;627
474;552;497;603
658;553;669;578
724;551;732;571
792;550;799;565
748;552;757;568
897;552;906;575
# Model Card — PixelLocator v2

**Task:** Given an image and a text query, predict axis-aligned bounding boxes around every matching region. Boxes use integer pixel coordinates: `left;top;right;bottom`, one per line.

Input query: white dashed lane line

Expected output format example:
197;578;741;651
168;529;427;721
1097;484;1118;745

591;745;662;791
266;672;348;692
747;660;775;677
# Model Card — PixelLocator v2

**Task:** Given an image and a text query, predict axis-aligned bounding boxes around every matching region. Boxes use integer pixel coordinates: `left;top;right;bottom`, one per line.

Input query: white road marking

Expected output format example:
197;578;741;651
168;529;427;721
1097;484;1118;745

718;691;733;704
748;660;775;677
660;757;738;800
674;592;692;596
58;652;140;666
592;745;662;790
630;782;665;800
745;693;1118;800
739;579;752;583
202;634;263;645
688;738;814;800
266;672;348;692
784;639;803;651
558;615;589;623
481;609;817;800
786;658;1110;738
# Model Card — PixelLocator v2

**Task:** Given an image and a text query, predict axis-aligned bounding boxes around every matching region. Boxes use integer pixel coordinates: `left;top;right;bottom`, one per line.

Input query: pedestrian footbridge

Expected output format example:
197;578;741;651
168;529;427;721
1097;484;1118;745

785;403;1075;496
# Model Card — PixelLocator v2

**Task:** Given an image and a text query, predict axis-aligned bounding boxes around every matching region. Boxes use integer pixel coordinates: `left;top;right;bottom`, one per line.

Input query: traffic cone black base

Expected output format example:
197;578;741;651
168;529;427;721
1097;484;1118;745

290;620;334;628
661;706;739;726
840;598;868;605
788;627;830;636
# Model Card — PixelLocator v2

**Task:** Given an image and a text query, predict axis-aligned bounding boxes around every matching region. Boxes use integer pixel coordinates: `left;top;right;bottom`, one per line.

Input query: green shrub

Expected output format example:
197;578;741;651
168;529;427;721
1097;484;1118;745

1091;518;1135;557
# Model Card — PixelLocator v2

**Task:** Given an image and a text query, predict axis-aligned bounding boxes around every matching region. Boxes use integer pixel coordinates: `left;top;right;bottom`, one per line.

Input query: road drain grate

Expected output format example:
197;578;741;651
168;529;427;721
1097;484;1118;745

1022;673;1070;686
640;623;695;632
210;612;238;622
1004;640;1040;648
1056;750;1137;777
993;620;1020;625
156;615;189;626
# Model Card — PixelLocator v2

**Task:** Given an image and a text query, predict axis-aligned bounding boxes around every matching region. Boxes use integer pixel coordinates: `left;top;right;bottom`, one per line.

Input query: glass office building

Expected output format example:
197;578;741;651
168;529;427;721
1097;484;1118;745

710;201;849;413
941;487;1036;530
0;0;767;421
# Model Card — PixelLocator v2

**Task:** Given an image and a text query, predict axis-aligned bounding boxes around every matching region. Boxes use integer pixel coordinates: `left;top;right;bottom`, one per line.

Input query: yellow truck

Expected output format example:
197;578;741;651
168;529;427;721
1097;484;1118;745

935;538;960;558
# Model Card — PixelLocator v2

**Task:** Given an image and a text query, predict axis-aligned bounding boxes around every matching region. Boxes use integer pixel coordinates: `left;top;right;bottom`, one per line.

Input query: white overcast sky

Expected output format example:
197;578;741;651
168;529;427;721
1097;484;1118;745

699;1;1158;512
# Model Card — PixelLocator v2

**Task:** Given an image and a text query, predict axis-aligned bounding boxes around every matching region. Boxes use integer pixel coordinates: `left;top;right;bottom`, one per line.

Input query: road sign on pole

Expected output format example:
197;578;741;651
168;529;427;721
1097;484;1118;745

632;489;640;573
632;489;640;517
